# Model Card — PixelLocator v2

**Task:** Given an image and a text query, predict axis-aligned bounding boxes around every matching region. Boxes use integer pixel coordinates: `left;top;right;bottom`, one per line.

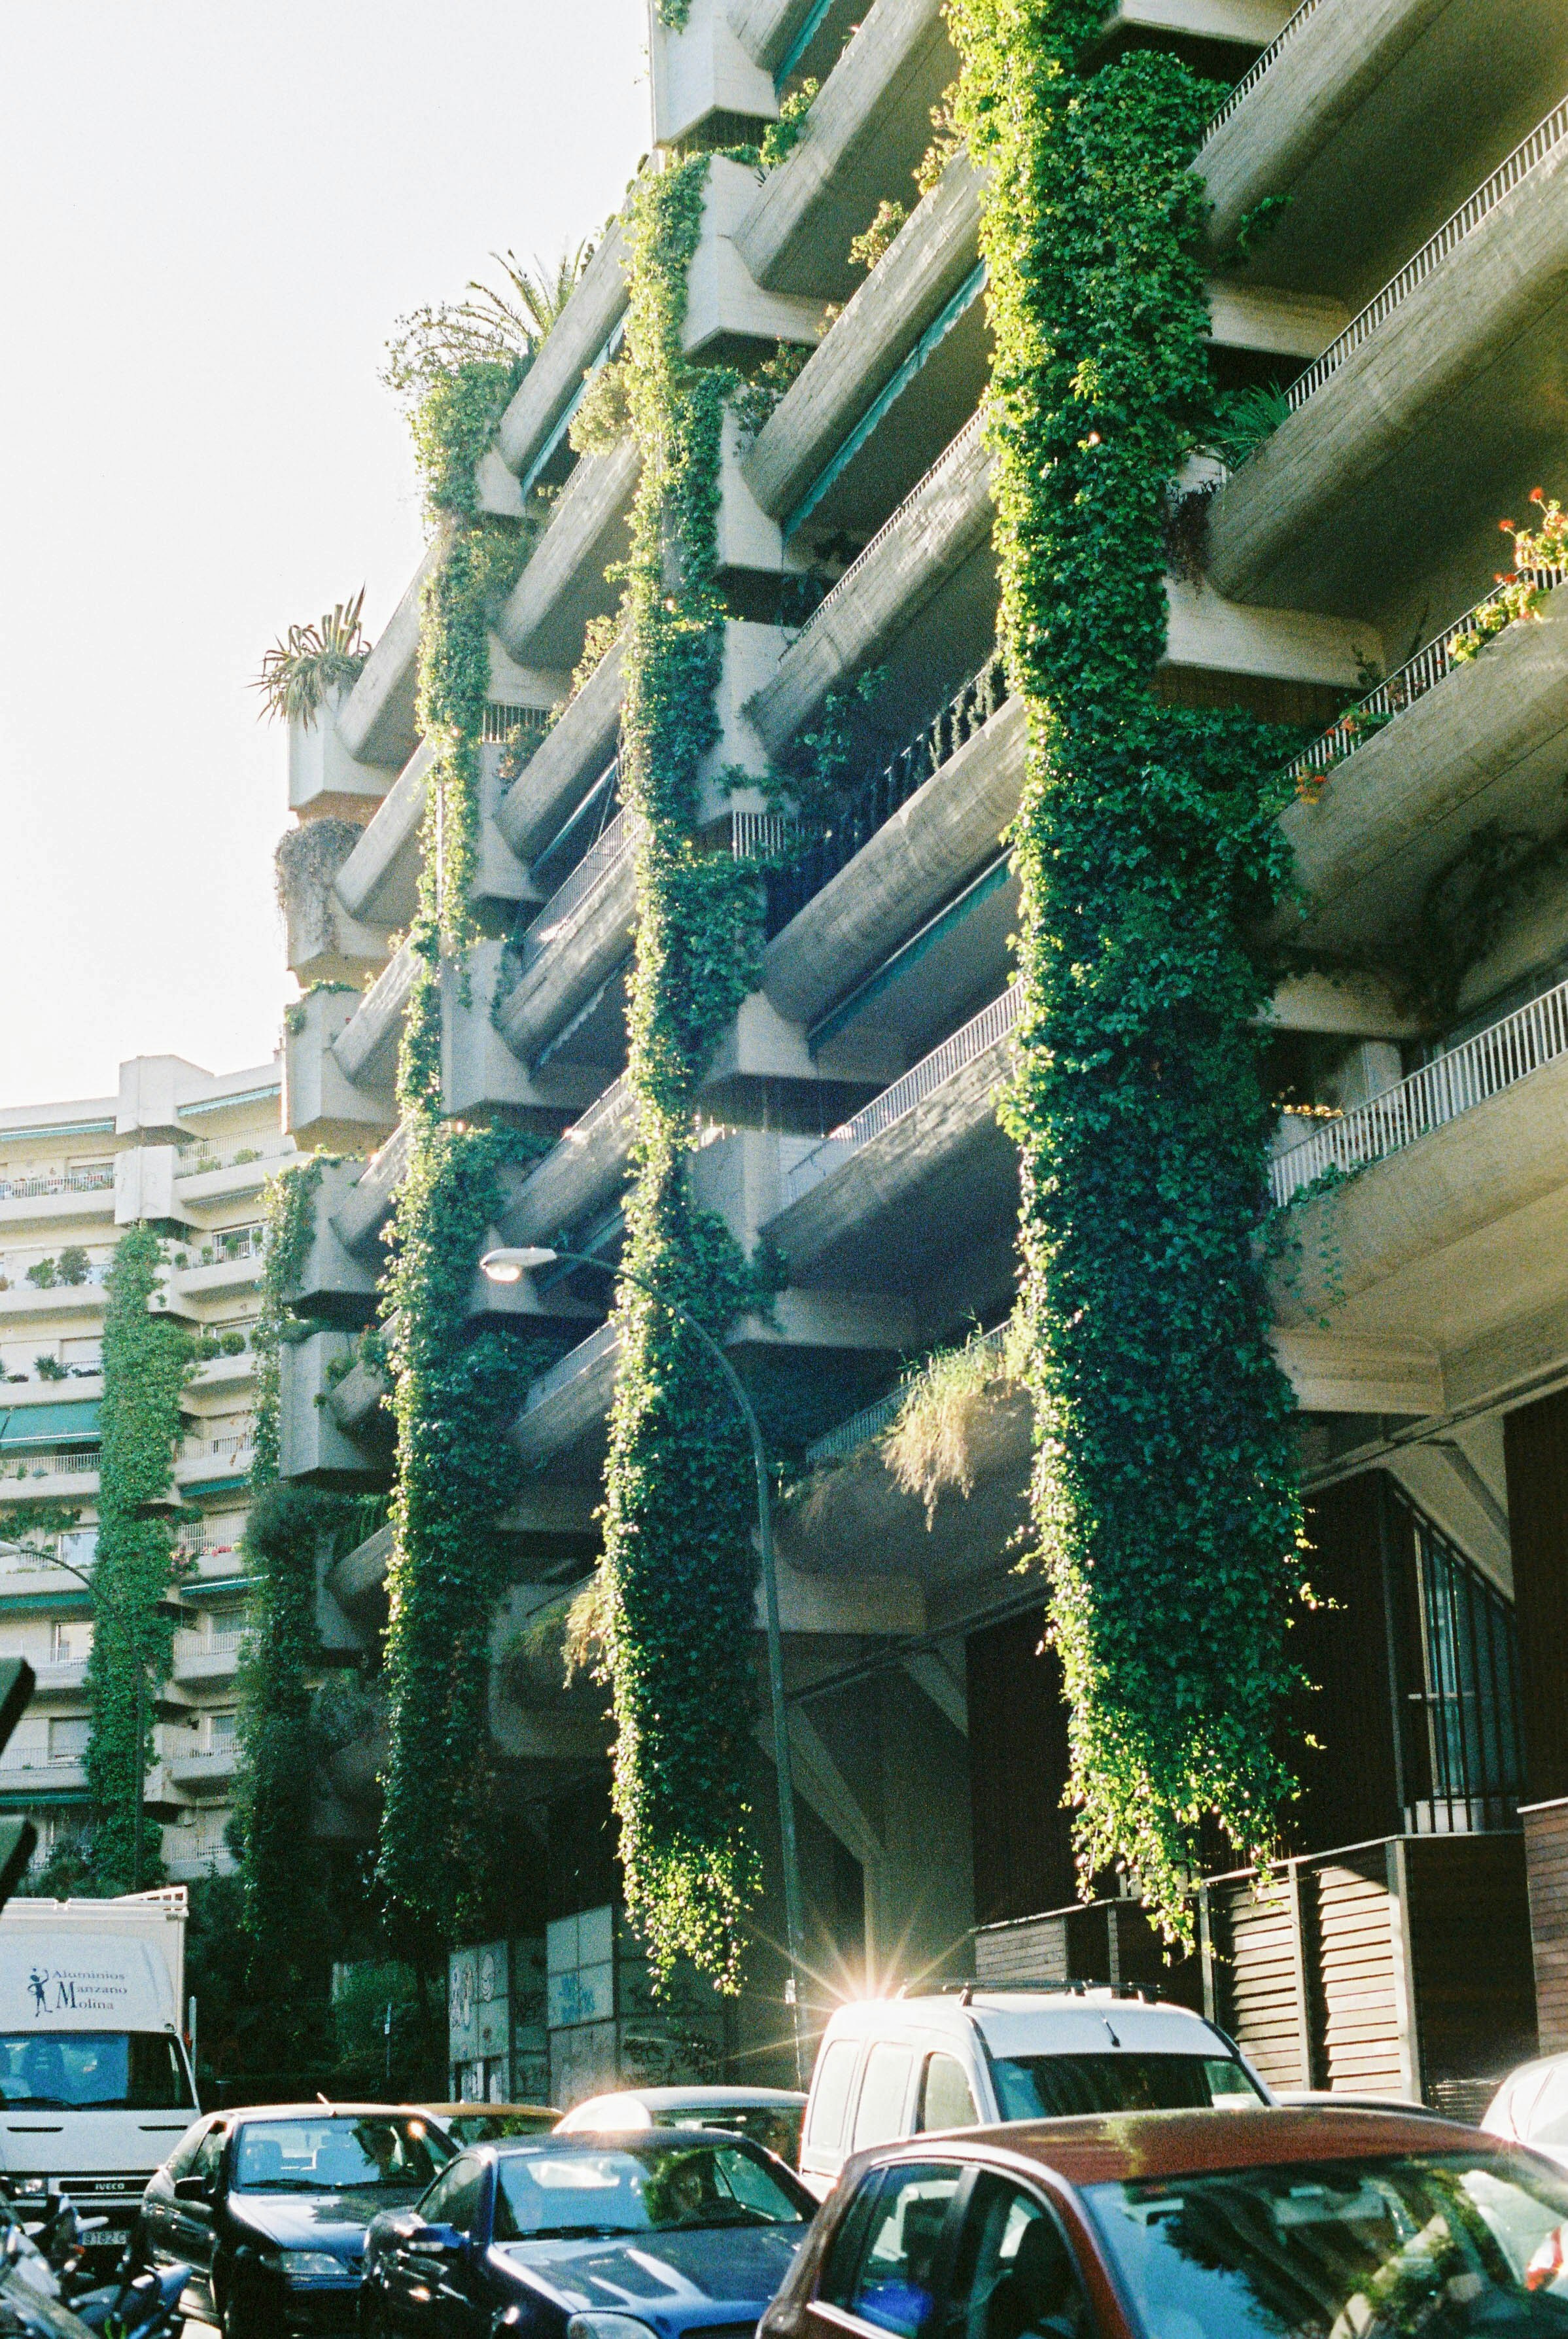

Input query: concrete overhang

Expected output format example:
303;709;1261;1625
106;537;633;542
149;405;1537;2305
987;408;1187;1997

498;439;640;672
1207;124;1568;620
735;0;955;302
496;638;623;864
331;1123;412;1260
494;843;638;1070
497;224;630;485
336;535;447;771
498;1080;635;1249
335;741;432;928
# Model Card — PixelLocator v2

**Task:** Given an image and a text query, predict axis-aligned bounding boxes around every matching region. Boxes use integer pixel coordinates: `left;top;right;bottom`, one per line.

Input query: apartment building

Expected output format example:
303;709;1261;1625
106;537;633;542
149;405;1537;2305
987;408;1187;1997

271;0;1568;2103
0;1056;290;1882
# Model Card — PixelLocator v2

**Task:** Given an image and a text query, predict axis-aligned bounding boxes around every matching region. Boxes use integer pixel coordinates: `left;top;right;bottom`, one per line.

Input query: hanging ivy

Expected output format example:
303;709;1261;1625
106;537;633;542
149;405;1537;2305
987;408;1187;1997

83;1224;189;1889
947;7;1307;1935
597;157;776;1993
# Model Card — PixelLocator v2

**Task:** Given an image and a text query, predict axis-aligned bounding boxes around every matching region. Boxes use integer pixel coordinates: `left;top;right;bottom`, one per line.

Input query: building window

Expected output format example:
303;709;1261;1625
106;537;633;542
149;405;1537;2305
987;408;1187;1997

47;1719;89;1767
208;1712;237;1752
49;1621;90;1666
58;1530;98;1574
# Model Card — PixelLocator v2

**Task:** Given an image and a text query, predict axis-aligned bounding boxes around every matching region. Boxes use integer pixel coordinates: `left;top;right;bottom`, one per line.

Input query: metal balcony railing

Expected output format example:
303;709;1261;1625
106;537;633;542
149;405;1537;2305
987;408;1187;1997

1284;92;1568;416
799;409;988;641
517;811;793;976
0;1167;114;1202
0;1450;100;1481
1281;561;1568;794
1271;969;1568;1205
181;1432;255;1465
1203;0;1325;138
781;981;1023;1210
805;1321;1011;1468
765;655;1011;938
561;1076;632;1147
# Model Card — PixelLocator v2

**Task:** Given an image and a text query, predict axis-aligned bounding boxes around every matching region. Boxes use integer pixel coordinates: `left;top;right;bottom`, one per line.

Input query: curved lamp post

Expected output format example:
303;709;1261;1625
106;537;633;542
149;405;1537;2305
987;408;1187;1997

481;1244;808;2084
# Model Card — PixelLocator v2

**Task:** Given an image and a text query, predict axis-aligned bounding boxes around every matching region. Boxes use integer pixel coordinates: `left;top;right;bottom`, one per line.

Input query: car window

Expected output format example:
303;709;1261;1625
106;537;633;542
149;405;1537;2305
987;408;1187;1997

918;2055;979;2134
820;2177;888;2308
992;2052;1264;2119
232;2115;449;2192
493;2141;807;2238
164;2119;212;2181
421;2155;485;2235
808;2040;863;2154
846;2162;964;2337
941;2173;1090;2339
192;2124;228;2187
653;2103;805;2162
854;2045;916;2153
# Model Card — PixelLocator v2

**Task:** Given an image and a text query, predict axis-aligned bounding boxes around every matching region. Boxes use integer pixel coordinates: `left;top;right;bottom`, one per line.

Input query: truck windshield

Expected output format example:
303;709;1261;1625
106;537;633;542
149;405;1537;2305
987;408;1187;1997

0;2031;192;2111
992;2052;1264;2119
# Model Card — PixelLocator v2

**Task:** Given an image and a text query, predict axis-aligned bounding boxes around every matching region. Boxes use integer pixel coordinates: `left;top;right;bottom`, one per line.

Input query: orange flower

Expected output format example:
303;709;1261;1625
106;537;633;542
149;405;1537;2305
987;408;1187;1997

1531;487;1546;504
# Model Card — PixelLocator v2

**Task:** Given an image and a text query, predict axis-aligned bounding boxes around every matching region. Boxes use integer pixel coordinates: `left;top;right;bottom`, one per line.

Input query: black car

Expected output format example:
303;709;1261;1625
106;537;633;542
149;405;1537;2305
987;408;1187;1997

139;2104;453;2339
360;2127;816;2339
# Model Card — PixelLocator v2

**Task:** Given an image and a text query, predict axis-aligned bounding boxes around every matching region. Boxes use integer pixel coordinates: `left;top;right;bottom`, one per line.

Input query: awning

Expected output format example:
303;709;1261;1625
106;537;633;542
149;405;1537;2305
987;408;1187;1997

0;1402;101;1453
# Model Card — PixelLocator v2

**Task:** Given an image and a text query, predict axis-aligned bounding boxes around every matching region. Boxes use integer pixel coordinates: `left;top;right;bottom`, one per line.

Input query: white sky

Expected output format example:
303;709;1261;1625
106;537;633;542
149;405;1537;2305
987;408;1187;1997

0;0;648;1109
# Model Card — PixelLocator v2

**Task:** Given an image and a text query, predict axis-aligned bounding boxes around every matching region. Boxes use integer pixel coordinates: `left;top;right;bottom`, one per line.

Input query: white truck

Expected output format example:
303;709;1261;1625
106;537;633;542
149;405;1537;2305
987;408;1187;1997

0;1888;198;2247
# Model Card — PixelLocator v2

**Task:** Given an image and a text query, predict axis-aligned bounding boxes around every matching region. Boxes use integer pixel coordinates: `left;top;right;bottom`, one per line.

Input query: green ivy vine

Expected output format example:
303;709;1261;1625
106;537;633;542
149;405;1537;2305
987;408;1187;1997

83;1224;189;1888
948;5;1307;1936
597;156;776;1992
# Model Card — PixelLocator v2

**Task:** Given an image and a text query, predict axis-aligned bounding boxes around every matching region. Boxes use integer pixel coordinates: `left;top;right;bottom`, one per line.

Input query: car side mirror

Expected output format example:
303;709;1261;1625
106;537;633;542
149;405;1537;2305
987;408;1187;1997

174;2176;212;2204
410;2222;464;2255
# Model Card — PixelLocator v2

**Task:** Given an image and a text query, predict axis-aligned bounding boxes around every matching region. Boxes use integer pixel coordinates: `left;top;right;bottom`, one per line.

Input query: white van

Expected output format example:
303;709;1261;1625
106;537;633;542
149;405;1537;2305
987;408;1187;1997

798;1989;1271;2196
0;1890;197;2248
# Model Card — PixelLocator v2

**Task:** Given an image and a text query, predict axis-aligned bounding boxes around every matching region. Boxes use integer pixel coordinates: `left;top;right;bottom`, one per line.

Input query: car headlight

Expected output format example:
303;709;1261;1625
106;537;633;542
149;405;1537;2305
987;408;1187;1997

10;2187;43;2201
275;2251;347;2277
566;2317;659;2339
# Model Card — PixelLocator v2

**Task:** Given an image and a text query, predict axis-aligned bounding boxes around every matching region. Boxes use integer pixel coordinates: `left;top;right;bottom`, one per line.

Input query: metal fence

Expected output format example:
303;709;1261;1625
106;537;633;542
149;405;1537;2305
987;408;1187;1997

800;409;988;640
1282;561;1568;794
782;981;1023;1210
1271;968;1568;1205
1287;93;1568;415
766;654;1012;937
1202;0;1323;139
0;1166;114;1202
1390;1486;1525;1835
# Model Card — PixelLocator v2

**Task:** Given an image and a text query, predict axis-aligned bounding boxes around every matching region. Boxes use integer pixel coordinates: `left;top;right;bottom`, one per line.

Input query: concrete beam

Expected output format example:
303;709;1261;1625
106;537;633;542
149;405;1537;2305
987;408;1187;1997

1266;974;1422;1039
653;0;778;147
1272;1327;1443;1415
497;637;623;864
338;535;446;770
768;1560;925;1635
336;742;431;928
498;224;630;482
494;844;637;1069
498;438;640;671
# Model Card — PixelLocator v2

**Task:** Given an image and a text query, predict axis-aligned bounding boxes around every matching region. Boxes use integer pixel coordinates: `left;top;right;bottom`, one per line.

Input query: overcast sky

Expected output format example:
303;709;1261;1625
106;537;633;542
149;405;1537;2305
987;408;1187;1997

0;0;647;1108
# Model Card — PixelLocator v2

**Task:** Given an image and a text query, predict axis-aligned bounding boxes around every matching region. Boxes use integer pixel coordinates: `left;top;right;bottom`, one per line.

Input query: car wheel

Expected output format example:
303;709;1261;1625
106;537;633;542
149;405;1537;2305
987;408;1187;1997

360;2281;389;2339
218;2268;266;2339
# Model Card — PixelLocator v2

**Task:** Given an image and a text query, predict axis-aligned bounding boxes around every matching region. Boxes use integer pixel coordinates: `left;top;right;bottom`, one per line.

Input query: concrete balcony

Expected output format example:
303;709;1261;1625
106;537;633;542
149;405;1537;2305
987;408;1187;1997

328;1354;390;1436
175;1434;255;1494
513;1320;620;1475
764;664;1023;1027
334;738;536;930
333;943;417;1095
1199;0;1568;302
498;1079;636;1248
287;686;400;820
279;1158;381;1322
283;985;398;1153
166;1745;237;1793
173;1253;262;1302
495;809;642;1069
746;160;987;538
29;1659;90;1698
498;223;631;489
498;440;640;672
735;0;956;302
336;534;447;772
763;983;1021;1291
187;1351;256;1396
0;1452;99;1501
171;1638;242;1688
326;1523;392;1620
0;1759;87;1797
1208;94;1568;620
496;638;623;864
0;1169;115;1234
1266;578;1568;962
331;1121;412;1261
750;410;993;758
279;1331;387;1488
175;1153;294;1211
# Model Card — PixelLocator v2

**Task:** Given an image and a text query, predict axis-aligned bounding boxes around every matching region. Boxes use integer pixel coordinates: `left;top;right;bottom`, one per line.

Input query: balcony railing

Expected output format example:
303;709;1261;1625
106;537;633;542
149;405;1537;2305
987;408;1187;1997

1282;561;1568;796
523;1318;620;1413
765;655;1011;938
181;1432;255;1465
781;980;1024;1210
0;1449;100;1482
1203;0;1324;138
805;1320;1009;1467
1272;969;1568;1205
799;409;988;640
0;1167;114;1203
1283;92;1568;417
516;812;795;976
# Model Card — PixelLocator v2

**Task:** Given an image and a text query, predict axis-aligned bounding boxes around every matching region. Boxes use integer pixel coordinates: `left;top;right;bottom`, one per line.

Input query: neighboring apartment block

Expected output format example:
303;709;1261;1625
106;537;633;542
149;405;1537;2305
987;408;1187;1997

0;1058;290;1882
271;0;1568;2104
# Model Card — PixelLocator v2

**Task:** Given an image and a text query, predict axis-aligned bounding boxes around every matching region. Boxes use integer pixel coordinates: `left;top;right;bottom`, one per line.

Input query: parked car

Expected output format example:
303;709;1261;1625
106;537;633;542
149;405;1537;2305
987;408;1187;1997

138;2103;452;2339
1486;2052;1568;2168
555;2085;808;2163
360;2126;815;2339
763;2103;1568;2339
797;1990;1268;2196
419;2105;559;2147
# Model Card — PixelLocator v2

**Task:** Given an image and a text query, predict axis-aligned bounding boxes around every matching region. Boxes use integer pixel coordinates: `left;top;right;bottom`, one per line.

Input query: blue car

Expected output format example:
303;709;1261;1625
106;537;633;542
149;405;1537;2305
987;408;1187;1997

359;2127;816;2339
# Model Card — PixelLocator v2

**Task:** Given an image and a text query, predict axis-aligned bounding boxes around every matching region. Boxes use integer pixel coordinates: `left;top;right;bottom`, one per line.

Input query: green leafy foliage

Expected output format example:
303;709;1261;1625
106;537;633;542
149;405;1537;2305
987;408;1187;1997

601;156;776;1991
1210;381;1292;469
948;4;1307;1937
253;591;370;724
759;80;817;171
83;1225;189;1888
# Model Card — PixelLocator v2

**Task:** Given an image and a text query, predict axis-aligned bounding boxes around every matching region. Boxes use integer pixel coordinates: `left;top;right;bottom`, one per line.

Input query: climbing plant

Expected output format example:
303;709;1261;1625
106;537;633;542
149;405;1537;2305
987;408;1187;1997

597;156;776;1992
948;7;1308;1936
83;1225;189;1889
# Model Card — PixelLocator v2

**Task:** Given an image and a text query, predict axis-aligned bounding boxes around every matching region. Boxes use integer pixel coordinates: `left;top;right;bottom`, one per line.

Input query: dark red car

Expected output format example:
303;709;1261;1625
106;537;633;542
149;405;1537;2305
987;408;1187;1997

759;2105;1568;2339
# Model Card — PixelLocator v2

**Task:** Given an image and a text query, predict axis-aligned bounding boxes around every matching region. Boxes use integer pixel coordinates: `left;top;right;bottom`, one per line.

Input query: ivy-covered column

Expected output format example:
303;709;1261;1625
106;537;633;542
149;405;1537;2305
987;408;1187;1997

949;7;1306;1932
83;1223;188;1888
599;160;771;1990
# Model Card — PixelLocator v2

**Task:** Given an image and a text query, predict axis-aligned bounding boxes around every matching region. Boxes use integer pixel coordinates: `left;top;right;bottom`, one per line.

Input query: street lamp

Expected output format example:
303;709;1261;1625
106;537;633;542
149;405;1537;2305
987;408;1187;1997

482;1243;809;2084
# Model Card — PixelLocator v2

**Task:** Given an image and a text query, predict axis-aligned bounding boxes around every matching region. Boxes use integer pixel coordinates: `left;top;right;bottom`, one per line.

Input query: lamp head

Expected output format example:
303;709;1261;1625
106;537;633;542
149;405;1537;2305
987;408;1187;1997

480;1246;558;1284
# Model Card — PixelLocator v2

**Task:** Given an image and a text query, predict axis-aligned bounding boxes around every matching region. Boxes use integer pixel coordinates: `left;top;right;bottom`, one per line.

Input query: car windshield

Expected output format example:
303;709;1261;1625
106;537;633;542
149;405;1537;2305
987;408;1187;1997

0;2031;193;2112
1085;2148;1568;2338
993;2052;1264;2120
494;2141;809;2240
233;2115;451;2194
652;2105;805;2162
444;2111;558;2145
